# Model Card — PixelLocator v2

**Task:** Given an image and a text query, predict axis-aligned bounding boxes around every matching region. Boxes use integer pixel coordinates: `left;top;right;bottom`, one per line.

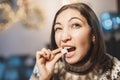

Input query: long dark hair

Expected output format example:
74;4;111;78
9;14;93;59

50;2;106;72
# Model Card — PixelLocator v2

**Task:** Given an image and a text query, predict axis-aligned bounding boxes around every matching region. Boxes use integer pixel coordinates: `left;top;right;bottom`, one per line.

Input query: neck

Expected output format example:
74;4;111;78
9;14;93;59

62;47;93;74
63;57;93;75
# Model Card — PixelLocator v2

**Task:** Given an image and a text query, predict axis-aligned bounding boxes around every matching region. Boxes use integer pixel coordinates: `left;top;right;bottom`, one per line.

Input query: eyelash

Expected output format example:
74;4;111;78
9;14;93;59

72;23;81;28
54;27;62;32
54;23;81;32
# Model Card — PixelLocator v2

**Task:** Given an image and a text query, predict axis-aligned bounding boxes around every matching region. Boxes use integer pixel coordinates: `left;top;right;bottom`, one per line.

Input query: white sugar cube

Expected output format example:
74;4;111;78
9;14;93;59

61;48;68;54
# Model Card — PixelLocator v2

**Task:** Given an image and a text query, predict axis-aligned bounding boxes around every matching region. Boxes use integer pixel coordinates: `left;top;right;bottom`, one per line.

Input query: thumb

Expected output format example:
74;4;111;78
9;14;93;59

51;53;63;66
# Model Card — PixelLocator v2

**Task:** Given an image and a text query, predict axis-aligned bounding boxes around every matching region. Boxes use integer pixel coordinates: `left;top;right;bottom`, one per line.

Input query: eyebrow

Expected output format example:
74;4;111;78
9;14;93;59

54;17;85;26
55;22;61;25
69;17;84;23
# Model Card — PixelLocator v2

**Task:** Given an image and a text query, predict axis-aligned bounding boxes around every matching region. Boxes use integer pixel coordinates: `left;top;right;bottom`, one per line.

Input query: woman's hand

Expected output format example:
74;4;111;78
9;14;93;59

36;48;63;80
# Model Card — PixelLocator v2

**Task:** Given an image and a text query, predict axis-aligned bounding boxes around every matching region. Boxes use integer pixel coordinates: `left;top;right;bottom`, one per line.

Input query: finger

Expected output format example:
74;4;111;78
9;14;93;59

51;53;63;66
42;48;51;60
36;50;46;59
52;47;62;55
41;48;48;57
37;48;50;60
36;51;46;64
36;51;42;59
47;49;54;60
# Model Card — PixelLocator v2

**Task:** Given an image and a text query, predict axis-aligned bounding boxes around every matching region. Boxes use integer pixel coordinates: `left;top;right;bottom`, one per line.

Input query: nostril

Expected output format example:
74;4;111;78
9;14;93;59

61;35;71;42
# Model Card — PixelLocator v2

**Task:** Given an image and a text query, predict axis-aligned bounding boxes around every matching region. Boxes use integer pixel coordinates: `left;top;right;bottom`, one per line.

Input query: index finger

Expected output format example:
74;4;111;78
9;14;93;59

52;47;62;55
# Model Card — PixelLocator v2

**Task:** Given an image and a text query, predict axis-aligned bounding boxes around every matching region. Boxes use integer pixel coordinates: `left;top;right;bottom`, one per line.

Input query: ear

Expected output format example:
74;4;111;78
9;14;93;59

92;35;95;42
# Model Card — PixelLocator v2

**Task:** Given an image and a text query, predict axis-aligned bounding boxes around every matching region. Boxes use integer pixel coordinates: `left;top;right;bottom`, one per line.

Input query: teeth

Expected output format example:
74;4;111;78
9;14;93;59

61;48;68;54
64;47;70;48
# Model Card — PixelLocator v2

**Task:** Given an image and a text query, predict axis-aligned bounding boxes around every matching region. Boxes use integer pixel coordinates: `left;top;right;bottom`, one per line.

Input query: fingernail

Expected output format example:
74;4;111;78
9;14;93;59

36;51;40;54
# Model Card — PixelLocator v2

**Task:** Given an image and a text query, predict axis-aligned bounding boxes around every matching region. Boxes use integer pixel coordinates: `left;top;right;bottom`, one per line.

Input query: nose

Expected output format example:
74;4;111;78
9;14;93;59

61;30;71;43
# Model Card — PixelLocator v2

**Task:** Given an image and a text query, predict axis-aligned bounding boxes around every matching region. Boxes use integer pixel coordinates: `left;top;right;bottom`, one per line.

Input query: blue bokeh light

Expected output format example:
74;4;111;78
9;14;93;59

101;12;120;31
102;19;113;30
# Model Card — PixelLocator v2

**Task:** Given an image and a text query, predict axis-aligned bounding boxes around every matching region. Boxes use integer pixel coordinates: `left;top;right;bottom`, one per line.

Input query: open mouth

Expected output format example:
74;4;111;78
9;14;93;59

61;46;76;55
62;47;76;58
67;47;76;52
61;47;76;54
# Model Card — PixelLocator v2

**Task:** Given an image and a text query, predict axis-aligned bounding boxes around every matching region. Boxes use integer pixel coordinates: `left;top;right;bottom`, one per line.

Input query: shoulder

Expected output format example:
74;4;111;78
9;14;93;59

111;57;120;79
99;54;120;80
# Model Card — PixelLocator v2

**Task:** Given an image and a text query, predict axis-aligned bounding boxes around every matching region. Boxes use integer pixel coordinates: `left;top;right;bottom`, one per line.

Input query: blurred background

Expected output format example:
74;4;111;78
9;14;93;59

0;0;119;80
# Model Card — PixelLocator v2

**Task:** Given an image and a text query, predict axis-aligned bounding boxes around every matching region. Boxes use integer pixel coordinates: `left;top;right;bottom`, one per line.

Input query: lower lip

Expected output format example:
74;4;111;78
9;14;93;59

65;52;75;58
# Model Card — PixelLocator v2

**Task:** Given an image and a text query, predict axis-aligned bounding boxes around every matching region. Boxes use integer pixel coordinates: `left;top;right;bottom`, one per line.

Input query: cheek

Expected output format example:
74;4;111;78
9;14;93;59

73;31;91;47
55;34;61;47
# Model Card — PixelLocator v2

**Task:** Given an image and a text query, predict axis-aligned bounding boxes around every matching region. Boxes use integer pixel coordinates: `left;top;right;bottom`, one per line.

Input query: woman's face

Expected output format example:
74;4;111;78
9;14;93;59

54;9;92;64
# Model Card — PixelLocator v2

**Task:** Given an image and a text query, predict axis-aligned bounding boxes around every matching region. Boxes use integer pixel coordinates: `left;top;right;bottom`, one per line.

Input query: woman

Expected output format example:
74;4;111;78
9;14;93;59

30;3;120;80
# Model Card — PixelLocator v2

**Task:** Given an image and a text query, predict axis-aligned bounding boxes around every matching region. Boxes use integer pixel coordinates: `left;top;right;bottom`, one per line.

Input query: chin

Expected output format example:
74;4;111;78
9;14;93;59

65;58;79;64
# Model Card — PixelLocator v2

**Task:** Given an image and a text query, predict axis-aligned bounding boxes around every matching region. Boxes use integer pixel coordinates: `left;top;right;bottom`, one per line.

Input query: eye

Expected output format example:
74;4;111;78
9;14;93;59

72;23;81;28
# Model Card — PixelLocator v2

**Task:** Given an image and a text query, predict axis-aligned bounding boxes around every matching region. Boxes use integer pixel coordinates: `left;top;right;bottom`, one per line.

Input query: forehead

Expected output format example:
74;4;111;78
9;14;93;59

56;8;87;22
